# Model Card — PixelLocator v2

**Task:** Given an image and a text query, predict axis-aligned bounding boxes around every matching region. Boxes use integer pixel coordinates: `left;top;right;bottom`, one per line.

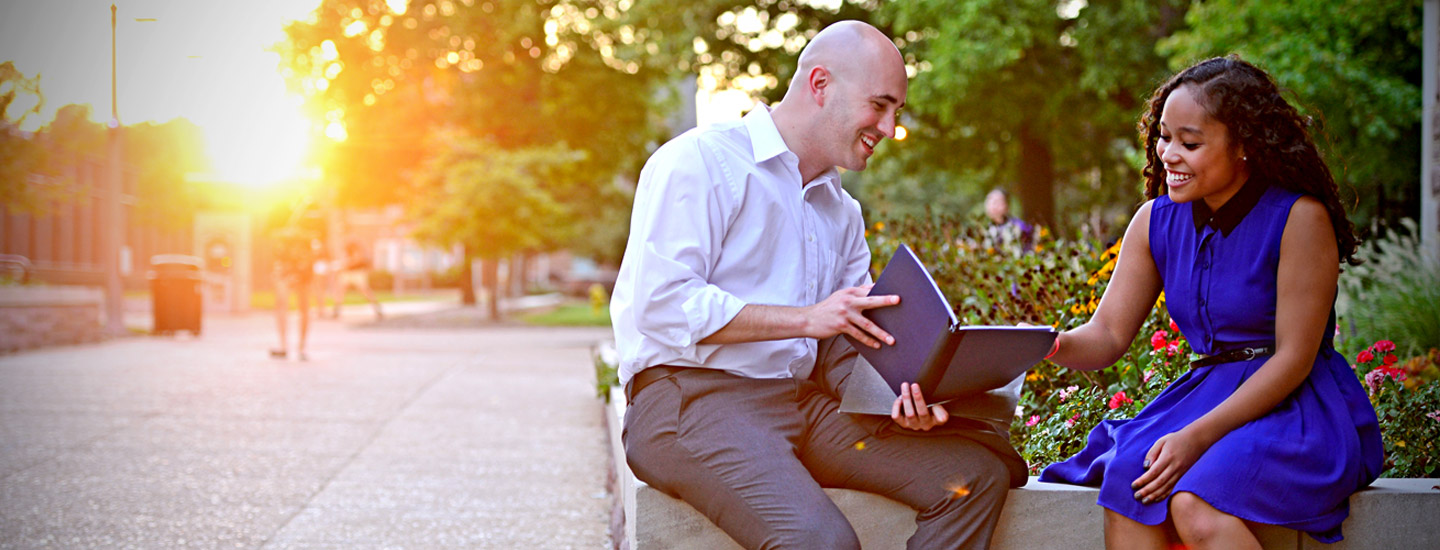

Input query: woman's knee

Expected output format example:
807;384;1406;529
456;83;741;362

1169;491;1229;542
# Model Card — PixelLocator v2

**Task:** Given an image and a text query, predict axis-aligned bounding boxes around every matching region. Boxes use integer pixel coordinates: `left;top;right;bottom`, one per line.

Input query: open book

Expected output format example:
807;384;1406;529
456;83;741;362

839;244;1057;415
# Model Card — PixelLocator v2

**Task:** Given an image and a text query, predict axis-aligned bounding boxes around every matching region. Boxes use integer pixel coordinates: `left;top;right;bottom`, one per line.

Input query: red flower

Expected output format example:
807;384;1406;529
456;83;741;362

1383;354;1398;366
1169;319;1179;333
1108;391;1133;410
1374;340;1396;353
1150;331;1168;351
1357;350;1375;364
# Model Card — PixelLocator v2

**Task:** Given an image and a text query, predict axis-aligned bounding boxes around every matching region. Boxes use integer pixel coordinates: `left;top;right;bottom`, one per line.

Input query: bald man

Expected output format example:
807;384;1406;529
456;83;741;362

611;21;1025;549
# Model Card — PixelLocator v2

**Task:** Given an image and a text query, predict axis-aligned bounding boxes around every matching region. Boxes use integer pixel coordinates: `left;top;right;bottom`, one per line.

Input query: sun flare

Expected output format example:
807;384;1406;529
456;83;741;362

0;0;324;187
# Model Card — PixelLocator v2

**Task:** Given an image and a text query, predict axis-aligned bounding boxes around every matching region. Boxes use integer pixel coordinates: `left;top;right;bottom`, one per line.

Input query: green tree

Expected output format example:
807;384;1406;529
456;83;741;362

278;0;669;301
0;61;44;212
611;1;1186;236
409;134;584;318
1159;0;1422;231
122;118;209;232
894;0;1187;234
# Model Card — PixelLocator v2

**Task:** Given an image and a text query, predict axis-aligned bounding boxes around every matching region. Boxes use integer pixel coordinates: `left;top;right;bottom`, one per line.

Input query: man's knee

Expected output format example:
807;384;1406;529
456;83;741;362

955;450;1010;505
760;513;860;550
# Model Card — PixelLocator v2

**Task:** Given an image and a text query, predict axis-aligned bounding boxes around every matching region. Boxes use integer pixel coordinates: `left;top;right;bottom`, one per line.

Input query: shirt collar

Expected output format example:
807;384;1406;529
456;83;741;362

1191;176;1268;235
743;105;789;164
743;104;843;195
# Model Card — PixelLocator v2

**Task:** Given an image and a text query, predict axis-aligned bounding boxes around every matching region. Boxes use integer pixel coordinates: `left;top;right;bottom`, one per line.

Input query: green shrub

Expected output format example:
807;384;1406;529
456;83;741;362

1338;218;1440;359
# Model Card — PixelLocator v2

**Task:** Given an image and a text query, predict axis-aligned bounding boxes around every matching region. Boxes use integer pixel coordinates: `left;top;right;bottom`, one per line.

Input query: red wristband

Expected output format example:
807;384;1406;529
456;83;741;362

1045;335;1061;360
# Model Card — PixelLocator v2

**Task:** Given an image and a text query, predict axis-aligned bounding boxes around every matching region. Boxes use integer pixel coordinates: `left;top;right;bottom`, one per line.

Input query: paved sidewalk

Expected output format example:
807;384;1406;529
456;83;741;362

0;309;614;549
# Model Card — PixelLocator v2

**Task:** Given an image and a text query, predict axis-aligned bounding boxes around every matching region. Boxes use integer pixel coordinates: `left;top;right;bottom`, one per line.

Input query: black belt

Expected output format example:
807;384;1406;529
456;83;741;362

1190;346;1275;368
624;365;689;405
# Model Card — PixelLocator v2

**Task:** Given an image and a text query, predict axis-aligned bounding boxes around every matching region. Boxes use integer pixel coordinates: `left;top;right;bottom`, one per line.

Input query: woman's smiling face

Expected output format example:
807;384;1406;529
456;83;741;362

1156;84;1249;211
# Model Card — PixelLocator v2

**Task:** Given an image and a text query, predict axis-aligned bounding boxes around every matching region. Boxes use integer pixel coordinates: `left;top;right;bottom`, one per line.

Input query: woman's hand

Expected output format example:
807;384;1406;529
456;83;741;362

1130;427;1215;503
891;382;949;431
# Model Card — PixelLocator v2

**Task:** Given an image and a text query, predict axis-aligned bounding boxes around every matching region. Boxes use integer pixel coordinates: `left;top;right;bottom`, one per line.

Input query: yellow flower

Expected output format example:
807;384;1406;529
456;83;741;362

1087;276;1098;286
874;221;885;232
1396;440;1406;448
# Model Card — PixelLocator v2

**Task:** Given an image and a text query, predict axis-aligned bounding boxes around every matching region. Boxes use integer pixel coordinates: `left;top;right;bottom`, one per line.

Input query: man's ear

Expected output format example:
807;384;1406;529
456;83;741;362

809;66;830;107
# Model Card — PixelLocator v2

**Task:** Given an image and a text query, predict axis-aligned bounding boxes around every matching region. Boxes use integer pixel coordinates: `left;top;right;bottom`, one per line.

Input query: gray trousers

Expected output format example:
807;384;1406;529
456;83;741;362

622;338;1023;550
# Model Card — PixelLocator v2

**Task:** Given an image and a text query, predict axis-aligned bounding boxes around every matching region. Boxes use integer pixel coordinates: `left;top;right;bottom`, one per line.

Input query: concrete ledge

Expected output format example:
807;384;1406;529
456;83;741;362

0;286;104;353
605;386;1439;549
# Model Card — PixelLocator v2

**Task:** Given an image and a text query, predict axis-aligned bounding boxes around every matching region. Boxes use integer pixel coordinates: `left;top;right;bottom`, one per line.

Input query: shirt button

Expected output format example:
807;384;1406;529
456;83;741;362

808;235;815;242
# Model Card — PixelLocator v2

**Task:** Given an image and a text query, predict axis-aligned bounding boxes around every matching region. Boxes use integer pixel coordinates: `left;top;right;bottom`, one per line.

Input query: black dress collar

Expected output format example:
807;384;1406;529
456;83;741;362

1191;176;1268;235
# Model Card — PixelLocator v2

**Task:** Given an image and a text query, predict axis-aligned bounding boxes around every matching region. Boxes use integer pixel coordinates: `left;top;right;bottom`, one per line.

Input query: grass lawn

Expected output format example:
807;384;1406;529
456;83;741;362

521;303;611;327
250;289;456;310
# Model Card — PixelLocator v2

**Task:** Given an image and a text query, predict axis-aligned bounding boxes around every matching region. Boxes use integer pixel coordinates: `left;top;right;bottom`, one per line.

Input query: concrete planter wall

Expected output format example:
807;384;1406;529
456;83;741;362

0;287;105;353
604;385;1440;550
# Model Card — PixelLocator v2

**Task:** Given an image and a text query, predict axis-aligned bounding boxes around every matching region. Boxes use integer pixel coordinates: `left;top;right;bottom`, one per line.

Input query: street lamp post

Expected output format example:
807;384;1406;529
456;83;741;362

104;4;124;335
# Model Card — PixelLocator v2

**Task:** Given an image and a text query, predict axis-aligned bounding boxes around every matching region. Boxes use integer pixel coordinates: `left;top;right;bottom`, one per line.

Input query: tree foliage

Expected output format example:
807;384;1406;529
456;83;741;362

278;0;669;262
612;0;1418;239
1;61;44;211
1160;0;1422;231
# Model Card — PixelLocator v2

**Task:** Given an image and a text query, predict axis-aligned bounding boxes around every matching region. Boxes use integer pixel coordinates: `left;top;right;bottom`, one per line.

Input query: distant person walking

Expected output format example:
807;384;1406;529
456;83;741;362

269;200;321;361
332;241;382;321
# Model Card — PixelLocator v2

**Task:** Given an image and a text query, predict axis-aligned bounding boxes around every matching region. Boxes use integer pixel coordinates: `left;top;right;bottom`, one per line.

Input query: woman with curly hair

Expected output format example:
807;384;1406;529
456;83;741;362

1038;56;1383;548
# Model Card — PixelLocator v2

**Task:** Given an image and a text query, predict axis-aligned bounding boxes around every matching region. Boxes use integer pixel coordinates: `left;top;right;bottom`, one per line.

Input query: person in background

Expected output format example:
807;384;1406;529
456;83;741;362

983;188;1035;251
269;202;319;361
332;241;382;321
1038;56;1382;548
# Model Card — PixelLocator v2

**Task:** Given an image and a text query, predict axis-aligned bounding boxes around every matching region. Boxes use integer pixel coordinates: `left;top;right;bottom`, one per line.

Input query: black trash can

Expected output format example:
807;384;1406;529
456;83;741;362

149;254;204;336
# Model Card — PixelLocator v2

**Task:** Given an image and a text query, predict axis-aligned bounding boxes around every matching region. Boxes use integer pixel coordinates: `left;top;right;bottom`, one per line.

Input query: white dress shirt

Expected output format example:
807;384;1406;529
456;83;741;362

611;106;872;384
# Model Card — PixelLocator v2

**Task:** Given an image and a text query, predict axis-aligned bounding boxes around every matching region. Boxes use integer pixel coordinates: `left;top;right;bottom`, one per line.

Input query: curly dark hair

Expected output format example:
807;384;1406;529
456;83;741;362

1139;55;1359;265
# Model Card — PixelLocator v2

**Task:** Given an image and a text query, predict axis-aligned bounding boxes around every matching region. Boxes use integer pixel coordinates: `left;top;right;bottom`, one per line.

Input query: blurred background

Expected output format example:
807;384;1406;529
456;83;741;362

0;0;1430;336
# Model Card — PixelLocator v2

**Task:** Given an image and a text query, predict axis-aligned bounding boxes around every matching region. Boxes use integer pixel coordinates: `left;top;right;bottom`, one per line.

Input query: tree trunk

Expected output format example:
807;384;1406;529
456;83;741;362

481;257;501;320
459;245;476;306
514;252;530;296
1017;123;1057;229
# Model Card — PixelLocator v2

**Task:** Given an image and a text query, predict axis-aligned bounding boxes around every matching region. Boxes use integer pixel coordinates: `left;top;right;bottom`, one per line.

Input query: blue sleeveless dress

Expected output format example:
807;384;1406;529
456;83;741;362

1038;183;1384;543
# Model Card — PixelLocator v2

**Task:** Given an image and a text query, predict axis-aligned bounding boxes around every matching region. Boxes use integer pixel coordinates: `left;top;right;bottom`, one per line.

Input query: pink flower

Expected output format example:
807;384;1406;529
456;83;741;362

1365;367;1408;393
1428;410;1440;423
1065;412;1081;427
1374;340;1396;353
1166;340;1180;357
1143;369;1155;383
1057;385;1079;402
1357;350;1375;364
1108;391;1133;410
1150;331;1168;351
1026;415;1041;427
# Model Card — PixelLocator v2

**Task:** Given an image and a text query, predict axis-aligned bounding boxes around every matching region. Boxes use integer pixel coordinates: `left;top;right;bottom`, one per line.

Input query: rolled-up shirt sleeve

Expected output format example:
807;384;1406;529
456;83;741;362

615;136;746;372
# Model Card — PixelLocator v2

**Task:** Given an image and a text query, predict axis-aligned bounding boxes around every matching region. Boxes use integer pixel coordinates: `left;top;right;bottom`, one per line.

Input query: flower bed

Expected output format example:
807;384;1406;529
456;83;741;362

869;215;1440;478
